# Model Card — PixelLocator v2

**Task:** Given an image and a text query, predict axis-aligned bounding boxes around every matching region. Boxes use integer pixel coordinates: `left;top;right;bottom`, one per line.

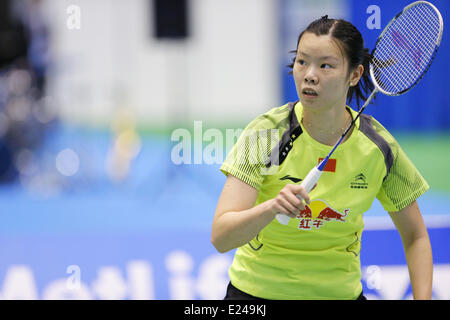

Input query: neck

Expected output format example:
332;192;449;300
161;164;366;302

301;104;353;146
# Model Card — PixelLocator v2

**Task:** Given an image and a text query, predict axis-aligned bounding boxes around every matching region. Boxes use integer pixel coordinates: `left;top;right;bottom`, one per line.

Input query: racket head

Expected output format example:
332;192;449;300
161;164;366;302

369;1;444;96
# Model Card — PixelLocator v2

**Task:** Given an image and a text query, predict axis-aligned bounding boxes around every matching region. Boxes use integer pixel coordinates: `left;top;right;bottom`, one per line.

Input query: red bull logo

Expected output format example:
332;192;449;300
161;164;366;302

296;199;349;230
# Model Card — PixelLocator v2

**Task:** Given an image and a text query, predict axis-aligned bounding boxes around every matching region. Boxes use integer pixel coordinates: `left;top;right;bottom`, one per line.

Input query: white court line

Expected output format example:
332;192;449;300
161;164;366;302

364;214;450;230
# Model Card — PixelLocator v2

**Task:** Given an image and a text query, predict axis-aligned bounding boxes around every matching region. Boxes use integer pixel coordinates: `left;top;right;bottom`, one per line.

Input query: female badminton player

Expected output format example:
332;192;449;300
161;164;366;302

212;15;433;300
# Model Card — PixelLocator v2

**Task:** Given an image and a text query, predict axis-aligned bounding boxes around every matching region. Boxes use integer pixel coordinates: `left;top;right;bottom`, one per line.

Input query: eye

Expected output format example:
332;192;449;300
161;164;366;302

321;63;332;69
297;59;306;66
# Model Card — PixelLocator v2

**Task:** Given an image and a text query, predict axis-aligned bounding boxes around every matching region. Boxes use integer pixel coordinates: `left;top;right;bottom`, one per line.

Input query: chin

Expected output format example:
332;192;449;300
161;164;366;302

299;98;319;106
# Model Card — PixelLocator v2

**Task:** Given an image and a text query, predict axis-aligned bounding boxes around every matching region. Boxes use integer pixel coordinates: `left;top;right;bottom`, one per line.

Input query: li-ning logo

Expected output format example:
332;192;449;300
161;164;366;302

351;173;368;189
280;175;302;183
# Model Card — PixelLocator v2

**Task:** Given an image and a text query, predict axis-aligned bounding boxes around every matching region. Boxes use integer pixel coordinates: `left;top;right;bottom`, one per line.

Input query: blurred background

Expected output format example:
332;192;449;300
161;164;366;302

0;0;448;300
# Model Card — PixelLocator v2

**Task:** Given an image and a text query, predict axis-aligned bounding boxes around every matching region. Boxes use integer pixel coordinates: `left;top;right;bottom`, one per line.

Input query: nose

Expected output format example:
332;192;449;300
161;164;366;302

304;67;318;84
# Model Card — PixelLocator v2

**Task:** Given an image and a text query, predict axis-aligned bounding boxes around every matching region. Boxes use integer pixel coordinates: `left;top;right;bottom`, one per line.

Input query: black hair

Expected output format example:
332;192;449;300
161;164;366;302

287;15;374;109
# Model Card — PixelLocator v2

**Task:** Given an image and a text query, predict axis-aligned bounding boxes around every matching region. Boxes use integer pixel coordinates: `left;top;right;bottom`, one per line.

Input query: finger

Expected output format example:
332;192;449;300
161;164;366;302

277;206;297;219
279;187;305;212
281;199;300;216
292;186;311;205
275;198;299;217
284;190;306;211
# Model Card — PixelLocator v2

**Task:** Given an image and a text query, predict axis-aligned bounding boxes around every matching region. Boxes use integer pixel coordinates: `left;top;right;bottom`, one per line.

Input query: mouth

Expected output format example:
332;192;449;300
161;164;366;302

302;88;319;98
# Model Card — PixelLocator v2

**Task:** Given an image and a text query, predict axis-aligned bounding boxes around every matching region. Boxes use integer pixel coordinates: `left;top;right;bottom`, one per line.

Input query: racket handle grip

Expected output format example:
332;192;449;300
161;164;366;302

275;166;323;225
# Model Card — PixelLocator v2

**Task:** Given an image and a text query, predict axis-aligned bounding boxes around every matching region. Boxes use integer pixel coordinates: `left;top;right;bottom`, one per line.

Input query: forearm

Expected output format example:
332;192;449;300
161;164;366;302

404;234;433;300
211;200;276;253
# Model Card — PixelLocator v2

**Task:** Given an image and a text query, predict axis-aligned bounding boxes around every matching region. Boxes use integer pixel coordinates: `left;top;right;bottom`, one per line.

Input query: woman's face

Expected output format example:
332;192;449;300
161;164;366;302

293;32;357;112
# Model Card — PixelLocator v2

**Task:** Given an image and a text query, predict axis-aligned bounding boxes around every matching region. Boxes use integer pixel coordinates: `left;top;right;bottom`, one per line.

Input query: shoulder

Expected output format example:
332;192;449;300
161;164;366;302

244;102;292;132
358;114;402;177
360;115;401;152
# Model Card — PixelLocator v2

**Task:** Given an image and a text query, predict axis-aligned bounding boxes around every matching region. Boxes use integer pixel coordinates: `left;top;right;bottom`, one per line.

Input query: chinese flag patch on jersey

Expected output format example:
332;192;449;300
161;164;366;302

318;158;337;172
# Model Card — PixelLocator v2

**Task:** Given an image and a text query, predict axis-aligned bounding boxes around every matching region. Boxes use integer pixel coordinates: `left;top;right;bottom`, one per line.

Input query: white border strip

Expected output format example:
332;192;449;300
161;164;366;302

364;214;450;230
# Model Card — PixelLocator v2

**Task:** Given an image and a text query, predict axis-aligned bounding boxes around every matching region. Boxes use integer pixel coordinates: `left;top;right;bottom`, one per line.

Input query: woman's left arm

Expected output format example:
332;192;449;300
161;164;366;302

388;200;433;300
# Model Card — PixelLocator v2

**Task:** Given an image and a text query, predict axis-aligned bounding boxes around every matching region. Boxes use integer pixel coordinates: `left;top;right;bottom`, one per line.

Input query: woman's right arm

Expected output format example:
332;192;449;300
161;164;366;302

211;175;311;253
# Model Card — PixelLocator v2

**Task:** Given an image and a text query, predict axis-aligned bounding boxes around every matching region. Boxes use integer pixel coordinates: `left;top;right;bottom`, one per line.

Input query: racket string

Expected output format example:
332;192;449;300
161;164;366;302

399;5;439;62
371;3;441;94
374;5;439;90
374;23;433;91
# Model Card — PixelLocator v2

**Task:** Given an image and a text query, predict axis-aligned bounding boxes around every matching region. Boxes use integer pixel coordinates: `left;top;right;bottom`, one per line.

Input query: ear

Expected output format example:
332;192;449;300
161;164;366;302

349;64;364;87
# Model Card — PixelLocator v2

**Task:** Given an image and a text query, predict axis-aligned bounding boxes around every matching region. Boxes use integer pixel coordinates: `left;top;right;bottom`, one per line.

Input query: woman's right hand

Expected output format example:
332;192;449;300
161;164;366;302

269;184;312;219
212;176;315;253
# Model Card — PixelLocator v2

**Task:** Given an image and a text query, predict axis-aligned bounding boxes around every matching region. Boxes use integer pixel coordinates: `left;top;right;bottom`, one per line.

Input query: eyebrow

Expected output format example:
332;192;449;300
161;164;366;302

298;51;339;61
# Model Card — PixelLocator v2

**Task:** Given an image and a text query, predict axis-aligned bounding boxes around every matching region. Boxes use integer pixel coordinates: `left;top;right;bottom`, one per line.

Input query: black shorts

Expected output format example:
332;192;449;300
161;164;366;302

223;281;367;300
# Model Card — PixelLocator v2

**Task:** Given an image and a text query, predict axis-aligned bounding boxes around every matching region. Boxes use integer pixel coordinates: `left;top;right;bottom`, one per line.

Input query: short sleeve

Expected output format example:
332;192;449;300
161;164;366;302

376;139;429;212
220;115;284;190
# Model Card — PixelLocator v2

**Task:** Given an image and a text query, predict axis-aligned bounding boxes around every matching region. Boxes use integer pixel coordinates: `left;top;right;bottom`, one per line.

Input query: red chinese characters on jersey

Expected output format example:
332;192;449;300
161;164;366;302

297;200;349;230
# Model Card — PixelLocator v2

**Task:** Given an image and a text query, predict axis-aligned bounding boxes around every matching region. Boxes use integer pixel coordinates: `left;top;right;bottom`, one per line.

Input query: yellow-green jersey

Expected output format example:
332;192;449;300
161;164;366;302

220;101;429;300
